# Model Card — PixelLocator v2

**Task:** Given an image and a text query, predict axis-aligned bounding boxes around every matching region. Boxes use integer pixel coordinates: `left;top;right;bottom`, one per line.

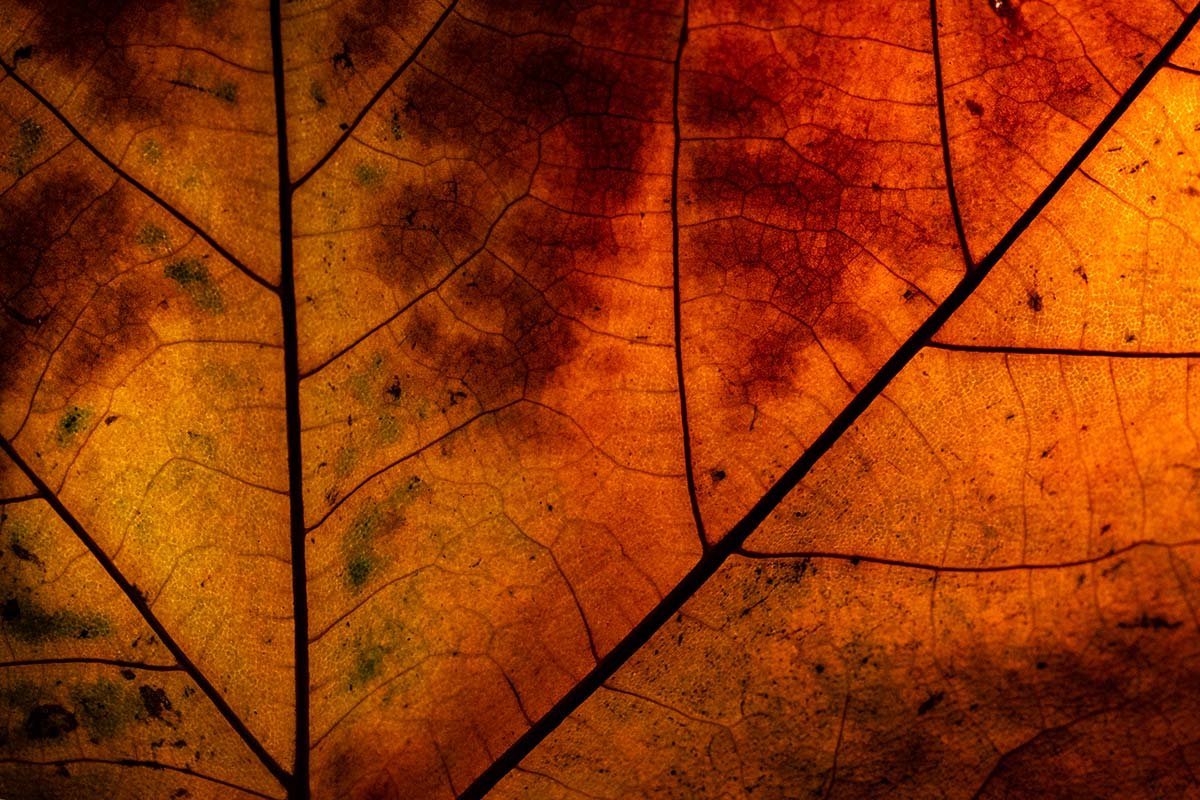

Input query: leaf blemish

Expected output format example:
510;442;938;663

164;257;225;313
11;44;34;67
25;703;78;740
917;691;945;715
5;118;45;176
1;595;113;642
136;222;171;251
71;679;141;740
139;684;173;718
55;405;92;446
352;162;385;188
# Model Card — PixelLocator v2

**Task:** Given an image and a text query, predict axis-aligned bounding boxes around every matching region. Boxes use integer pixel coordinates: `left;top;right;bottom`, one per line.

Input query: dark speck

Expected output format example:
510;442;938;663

965;99;984;117
917;691;944;715
332;42;354;72
1118;612;1182;631
1027;291;1042;312
10;542;38;563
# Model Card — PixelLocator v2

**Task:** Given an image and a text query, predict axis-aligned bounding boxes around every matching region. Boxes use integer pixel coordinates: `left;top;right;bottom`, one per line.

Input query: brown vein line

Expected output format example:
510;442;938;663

0;492;40;504
928;341;1200;359
0;757;283;800
0;59;278;294
931;0;973;269
303;400;521;533
268;0;309;796
735;537;1200;572
1166;61;1200;76
269;0;309;796
0;436;290;788
0;657;182;671
969;704;1122;800
458;4;1200;796
822;692;851;799
290;0;460;190
297;192;526;381
670;0;706;549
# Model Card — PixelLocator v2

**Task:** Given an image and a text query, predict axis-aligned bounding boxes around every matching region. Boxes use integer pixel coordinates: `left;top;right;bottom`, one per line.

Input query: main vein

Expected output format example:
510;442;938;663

267;2;311;798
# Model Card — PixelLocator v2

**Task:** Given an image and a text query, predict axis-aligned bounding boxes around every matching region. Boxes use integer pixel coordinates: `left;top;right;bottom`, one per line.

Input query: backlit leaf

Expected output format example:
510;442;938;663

0;0;1198;798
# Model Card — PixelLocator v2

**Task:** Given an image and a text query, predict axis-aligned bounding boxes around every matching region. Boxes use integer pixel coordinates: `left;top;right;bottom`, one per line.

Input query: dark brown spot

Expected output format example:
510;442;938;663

12;44;34;67
15;0;164;121
25;704;78;740
332;42;354;72
138;685;172;718
917;690;944;715
1117;613;1182;631
10;542;39;563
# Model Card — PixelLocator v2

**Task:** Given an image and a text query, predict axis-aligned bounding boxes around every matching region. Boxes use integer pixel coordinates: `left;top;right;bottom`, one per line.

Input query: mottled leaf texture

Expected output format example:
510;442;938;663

0;0;1198;798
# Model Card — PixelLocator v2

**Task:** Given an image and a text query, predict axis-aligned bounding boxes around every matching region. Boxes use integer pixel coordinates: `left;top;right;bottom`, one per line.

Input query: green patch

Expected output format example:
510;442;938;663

6;118;44;175
310;81;327;108
3;596;112;643
70;679;141;741
183;429;217;459
135;223;170;251
376;413;401;444
343;502;383;591
341;477;427;592
165;258;224;313
181;168;204;190
333;446;357;478
55;405;91;446
211;81;238;104
346;552;374;590
350;643;388;690
187;0;225;22
1;680;40;711
141;139;162;164
352;163;385;188
345;352;389;406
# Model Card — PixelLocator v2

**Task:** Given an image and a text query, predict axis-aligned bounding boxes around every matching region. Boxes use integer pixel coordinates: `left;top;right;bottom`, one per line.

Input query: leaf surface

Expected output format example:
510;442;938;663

0;0;1198;798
